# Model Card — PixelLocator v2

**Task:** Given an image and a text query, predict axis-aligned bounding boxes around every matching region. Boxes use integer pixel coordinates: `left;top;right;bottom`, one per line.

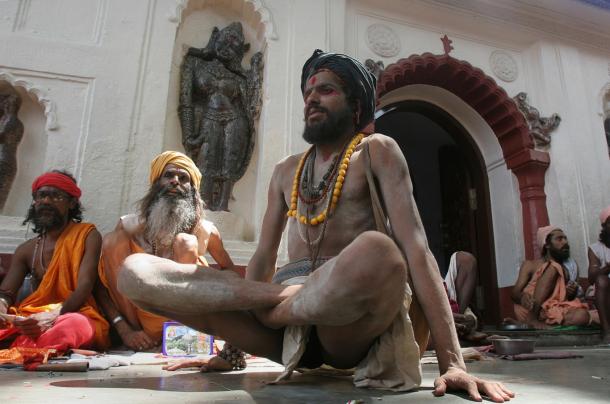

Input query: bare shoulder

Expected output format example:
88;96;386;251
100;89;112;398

271;153;305;192
275;153;303;175
361;133;408;174
102;217;134;249
522;259;542;273
13;237;37;262
200;219;216;237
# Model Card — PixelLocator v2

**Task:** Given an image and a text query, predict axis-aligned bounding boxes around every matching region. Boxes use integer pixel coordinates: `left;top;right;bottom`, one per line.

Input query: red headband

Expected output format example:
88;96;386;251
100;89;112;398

31;172;82;199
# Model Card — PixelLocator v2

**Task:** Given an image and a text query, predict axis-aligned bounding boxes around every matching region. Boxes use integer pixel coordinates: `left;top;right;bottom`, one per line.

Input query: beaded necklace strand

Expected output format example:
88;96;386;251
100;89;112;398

287;133;364;226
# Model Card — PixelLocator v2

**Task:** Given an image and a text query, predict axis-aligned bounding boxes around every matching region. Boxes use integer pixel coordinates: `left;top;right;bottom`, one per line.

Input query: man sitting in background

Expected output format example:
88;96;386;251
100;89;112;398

0;171;109;353
588;206;610;343
96;151;233;351
512;226;595;328
444;251;486;342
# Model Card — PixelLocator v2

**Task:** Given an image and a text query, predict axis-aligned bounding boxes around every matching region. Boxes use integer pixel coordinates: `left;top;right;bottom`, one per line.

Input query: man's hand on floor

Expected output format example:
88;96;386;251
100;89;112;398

163;356;232;372
434;367;515;402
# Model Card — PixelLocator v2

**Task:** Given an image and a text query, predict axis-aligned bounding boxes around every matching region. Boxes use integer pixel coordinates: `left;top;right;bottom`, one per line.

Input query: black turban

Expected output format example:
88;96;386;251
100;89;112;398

301;49;376;131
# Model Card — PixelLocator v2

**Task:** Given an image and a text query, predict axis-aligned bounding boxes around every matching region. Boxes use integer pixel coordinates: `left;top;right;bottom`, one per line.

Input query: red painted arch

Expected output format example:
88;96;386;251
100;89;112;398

376;53;549;260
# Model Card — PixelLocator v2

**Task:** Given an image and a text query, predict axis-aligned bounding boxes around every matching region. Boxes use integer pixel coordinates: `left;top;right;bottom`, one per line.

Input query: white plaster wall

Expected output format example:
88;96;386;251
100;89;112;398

0;0;608;279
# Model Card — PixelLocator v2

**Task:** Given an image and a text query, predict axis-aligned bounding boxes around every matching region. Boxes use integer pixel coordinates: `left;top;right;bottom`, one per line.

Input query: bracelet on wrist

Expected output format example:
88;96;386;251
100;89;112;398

112;315;124;325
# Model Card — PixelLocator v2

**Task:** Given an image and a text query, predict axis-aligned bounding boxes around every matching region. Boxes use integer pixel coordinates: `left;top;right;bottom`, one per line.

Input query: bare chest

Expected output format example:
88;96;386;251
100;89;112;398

284;152;377;258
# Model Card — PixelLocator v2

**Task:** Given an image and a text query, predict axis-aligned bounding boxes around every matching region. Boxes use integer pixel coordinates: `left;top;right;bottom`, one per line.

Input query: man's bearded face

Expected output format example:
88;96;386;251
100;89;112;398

303;103;354;144
144;181;197;248
302;70;355;145
547;230;570;262
31;187;71;232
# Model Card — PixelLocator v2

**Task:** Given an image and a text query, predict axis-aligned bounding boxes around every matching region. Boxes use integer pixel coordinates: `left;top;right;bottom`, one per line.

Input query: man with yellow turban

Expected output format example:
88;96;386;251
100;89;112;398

96;151;234;351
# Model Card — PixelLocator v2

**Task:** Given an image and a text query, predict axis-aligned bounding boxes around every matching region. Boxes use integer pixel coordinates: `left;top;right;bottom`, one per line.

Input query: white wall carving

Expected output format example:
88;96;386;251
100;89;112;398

169;0;278;40
13;0;107;45
366;23;400;57
0;70;59;131
489;50;518;83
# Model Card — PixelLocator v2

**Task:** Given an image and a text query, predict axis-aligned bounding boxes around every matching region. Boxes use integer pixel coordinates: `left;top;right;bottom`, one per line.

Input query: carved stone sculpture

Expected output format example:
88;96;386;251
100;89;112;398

364;59;385;81
179;22;264;211
0;90;24;211
513;92;561;147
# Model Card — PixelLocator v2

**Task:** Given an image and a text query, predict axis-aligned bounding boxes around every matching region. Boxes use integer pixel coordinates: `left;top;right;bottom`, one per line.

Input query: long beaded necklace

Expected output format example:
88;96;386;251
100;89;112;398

299;150;339;205
287;133;364;226
289;133;365;270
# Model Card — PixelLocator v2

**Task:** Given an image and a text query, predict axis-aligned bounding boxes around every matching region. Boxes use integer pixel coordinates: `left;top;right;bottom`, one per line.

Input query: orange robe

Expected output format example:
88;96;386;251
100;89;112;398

99;239;168;342
98;215;208;342
1;223;110;350
514;260;587;325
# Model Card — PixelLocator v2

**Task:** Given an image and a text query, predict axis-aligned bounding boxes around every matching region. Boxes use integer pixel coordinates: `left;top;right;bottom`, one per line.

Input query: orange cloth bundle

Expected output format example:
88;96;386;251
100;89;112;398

0;346;56;365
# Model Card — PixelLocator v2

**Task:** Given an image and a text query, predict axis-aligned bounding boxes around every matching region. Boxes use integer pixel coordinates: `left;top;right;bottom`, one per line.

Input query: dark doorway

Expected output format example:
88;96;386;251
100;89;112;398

375;101;499;324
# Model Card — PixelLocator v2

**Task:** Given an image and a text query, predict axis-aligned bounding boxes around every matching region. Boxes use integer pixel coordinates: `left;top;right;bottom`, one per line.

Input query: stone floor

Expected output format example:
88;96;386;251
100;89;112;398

1;347;609;403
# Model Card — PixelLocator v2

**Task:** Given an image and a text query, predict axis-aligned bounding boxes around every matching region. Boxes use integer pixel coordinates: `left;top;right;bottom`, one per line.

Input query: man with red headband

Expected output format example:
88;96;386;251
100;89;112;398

96;151;234;352
511;225;596;329
0;170;109;356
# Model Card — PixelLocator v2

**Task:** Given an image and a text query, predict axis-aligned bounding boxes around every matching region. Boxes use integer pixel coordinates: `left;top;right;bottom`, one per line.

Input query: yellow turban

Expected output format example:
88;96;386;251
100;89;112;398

149;151;202;190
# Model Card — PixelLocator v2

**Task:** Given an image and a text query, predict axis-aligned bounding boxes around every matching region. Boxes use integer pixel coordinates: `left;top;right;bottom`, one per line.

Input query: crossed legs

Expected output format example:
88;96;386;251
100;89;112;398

118;231;407;368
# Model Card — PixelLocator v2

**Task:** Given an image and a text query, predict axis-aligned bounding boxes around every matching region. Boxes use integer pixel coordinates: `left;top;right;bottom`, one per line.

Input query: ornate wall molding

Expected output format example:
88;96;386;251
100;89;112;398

489;50;518;82
512;92;561;148
366;23;400;58
0;70;58;131
169;0;278;40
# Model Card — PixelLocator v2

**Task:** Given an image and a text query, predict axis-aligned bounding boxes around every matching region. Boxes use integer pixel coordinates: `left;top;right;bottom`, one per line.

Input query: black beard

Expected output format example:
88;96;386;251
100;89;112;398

32;205;64;232
600;228;610;248
302;104;354;145
549;246;570;263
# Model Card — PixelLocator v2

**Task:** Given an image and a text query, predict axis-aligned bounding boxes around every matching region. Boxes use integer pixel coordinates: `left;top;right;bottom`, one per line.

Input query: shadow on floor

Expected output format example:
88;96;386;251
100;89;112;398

50;371;432;402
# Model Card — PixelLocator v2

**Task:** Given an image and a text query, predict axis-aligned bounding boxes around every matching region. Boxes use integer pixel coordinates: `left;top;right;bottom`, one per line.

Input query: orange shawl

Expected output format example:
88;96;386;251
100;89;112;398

522;260;587;325
13;223;110;349
98;239;168;341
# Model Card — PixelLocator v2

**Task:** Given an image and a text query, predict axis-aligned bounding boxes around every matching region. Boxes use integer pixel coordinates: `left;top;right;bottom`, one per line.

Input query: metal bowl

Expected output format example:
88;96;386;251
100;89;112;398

492;338;536;355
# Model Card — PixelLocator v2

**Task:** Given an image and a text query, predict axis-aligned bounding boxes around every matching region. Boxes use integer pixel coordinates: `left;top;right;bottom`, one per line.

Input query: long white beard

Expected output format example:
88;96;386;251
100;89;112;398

145;195;197;249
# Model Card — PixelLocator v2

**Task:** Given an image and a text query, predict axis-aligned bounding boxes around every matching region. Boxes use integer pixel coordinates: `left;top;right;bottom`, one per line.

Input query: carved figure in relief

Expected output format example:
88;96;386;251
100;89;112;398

179;22;264;211
513;92;561;147
0;90;24;211
364;59;385;81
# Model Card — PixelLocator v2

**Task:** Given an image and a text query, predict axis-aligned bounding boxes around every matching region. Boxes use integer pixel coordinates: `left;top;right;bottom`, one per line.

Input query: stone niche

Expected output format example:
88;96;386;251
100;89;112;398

0;81;46;252
0;81;46;218
164;0;268;242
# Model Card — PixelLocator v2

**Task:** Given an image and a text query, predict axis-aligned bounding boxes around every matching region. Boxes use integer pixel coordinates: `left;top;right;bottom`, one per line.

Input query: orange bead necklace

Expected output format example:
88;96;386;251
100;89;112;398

287;133;364;226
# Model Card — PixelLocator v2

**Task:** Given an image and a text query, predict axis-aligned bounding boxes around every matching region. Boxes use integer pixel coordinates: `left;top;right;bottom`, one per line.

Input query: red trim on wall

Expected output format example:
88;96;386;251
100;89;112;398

498;286;515;320
376;53;550;260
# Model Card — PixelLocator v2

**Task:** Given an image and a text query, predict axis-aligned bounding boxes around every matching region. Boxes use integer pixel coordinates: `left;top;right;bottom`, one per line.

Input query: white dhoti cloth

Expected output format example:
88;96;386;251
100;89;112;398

271;259;422;391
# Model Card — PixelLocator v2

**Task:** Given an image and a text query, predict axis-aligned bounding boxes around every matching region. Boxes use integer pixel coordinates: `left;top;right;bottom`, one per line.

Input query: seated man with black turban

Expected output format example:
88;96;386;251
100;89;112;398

117;51;513;401
96;151;234;352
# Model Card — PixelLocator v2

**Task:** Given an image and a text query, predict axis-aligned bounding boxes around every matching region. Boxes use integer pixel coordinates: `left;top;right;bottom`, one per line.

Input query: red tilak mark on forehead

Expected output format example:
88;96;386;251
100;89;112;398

309;76;317;85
